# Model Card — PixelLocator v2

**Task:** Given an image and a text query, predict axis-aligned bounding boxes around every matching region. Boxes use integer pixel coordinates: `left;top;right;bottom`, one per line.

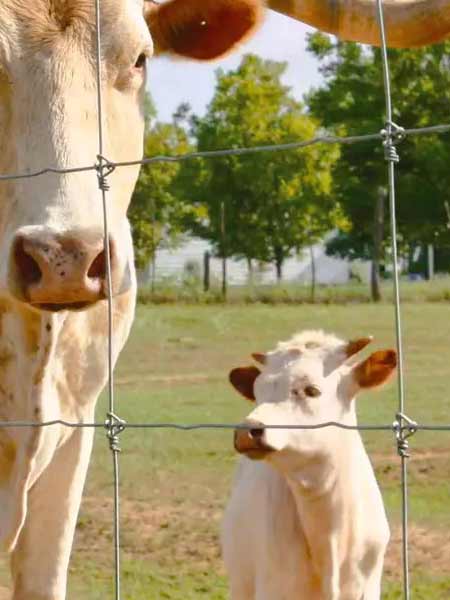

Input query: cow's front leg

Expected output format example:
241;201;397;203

10;425;95;600
360;557;384;600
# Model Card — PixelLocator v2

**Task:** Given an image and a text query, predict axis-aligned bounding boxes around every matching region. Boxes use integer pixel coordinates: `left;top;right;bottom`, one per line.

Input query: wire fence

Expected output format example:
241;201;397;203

0;1;449;599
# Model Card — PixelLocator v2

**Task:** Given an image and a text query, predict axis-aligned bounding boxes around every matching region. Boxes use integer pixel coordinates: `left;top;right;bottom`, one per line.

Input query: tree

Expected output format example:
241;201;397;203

179;54;342;281
306;34;450;298
129;97;193;270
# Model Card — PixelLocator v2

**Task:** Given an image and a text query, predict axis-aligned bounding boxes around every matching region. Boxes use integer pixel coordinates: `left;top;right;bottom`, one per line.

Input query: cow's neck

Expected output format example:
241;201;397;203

0;301;103;428
0;302;55;418
285;433;365;598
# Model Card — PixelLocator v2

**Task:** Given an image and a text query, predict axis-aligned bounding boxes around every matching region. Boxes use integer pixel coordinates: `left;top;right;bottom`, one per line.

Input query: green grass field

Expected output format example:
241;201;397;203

2;303;450;598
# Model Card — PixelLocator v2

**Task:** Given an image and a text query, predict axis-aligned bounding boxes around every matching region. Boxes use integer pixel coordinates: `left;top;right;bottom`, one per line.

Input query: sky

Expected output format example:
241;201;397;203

147;11;323;122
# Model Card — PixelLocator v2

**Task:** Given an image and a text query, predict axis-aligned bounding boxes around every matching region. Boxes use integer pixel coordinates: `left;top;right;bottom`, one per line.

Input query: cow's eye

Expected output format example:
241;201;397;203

304;385;321;398
134;53;147;70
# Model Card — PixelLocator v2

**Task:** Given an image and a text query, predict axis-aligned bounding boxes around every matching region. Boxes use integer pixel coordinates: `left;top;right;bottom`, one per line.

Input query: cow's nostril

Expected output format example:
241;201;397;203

249;428;264;440
87;241;114;281
14;239;42;287
87;249;106;280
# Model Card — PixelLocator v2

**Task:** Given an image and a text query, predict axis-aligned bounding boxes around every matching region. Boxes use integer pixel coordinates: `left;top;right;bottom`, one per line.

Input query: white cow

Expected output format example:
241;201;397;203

222;331;397;600
0;1;263;598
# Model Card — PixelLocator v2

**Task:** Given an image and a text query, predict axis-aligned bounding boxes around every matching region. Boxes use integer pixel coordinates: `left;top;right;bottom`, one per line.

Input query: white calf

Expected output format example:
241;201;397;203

222;330;396;600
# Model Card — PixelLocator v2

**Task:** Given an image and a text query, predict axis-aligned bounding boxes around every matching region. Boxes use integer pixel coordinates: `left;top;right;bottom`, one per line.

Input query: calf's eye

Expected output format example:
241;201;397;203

304;385;321;398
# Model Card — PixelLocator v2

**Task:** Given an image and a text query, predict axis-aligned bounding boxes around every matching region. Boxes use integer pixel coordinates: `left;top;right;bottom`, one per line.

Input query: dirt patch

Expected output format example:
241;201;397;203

74;494;450;580
373;448;450;463
385;524;450;577
373;449;450;484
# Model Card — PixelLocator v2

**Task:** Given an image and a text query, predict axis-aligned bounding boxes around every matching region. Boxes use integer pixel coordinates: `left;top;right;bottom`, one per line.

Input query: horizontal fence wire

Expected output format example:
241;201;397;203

1;123;450;182
0;420;449;431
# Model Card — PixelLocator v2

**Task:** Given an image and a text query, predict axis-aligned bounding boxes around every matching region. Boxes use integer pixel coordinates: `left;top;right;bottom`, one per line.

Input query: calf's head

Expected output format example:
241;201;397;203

0;0;261;311
231;331;396;470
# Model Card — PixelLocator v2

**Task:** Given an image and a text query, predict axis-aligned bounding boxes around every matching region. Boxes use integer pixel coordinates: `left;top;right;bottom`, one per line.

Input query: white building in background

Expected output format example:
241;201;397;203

137;236;371;287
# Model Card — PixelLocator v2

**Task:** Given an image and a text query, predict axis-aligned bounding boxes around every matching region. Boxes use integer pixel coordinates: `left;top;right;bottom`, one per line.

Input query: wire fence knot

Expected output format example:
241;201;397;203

393;412;418;458
381;121;405;163
105;412;126;453
96;154;116;192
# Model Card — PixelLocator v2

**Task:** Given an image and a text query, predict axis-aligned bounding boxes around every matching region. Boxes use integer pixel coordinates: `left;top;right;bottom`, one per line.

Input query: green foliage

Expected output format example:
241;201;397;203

129;96;193;269
178;54;342;278
306;34;450;262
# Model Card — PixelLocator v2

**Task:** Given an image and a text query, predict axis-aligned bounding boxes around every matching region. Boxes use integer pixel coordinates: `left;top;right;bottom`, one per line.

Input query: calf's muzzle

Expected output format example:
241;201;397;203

234;420;274;460
13;229;118;311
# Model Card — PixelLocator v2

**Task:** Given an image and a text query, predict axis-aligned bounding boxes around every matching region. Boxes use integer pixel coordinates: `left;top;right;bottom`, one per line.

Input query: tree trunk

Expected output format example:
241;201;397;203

150;197;156;295
247;257;254;287
203;251;210;292
310;246;316;303
151;255;156;295
371;188;385;302
220;201;227;300
427;244;434;280
275;256;283;282
222;256;228;299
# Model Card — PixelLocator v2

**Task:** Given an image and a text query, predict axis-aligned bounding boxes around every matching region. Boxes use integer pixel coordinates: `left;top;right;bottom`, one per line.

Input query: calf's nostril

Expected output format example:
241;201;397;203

249;428;264;440
14;239;42;287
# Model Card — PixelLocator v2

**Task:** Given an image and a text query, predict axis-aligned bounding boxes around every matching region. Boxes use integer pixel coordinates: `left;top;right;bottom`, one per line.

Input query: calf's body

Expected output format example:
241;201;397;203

223;433;389;600
222;331;395;600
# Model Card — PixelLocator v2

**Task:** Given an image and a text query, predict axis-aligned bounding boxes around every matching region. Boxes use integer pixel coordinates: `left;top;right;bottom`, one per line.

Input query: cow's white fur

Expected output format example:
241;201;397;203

222;330;392;600
0;2;156;599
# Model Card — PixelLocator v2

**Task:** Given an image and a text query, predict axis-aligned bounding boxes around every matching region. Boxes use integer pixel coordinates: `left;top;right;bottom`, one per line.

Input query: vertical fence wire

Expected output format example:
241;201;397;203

94;1;122;600
375;2;410;599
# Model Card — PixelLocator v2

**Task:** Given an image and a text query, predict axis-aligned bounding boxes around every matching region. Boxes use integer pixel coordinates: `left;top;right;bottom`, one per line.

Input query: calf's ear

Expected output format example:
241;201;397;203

251;352;267;365
354;349;397;389
229;366;260;401
346;336;373;358
145;0;263;60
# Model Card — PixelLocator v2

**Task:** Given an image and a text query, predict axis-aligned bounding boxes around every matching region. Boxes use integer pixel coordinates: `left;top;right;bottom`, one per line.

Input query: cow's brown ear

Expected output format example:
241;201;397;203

354;350;397;389
145;0;263;60
229;366;260;401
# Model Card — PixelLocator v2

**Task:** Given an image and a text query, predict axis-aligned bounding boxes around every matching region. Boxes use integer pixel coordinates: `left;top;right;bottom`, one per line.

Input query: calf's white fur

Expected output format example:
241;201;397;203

222;330;396;600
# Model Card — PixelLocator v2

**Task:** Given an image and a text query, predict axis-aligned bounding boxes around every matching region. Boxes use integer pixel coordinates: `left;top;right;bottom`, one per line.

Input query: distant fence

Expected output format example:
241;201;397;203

1;2;450;600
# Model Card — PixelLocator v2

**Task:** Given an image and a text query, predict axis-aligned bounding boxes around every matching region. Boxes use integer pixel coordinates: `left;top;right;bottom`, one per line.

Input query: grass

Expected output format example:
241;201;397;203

2;302;450;598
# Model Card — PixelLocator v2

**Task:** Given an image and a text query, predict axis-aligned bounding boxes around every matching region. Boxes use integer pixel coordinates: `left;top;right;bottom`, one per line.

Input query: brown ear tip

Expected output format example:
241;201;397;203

385;350;397;366
252;352;267;365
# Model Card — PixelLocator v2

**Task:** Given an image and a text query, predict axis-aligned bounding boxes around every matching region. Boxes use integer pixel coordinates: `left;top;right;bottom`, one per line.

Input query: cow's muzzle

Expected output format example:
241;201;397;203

12;229;126;311
234;420;275;460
